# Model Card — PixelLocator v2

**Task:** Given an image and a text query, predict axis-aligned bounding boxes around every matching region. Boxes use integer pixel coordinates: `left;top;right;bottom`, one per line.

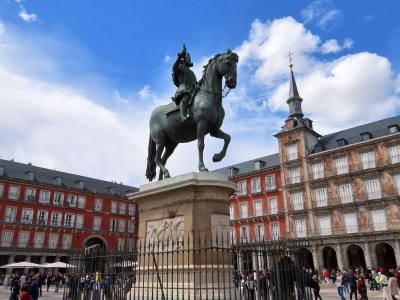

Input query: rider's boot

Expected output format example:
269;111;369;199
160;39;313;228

180;97;192;123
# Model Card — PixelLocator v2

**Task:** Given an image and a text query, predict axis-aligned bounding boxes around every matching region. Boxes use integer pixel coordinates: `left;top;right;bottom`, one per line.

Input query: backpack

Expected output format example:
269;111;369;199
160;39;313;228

247;280;254;289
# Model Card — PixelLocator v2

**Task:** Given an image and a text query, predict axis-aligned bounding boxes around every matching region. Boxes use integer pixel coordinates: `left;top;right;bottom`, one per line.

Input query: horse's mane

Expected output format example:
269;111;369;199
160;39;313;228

198;49;239;87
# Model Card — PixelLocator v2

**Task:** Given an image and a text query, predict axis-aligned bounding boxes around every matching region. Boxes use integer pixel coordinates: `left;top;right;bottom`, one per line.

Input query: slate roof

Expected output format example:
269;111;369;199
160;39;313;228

314;115;400;152
0;158;138;197
212;153;280;179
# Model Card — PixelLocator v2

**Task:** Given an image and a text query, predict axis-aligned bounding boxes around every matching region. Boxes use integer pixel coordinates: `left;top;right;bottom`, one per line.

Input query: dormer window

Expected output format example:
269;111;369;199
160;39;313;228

314;145;322;153
0;166;4;176
389;125;399;134
76;181;85;190
26;171;35;181
254;160;265;170
54;177;63;186
228;167;239;177
361;132;371;141
337;139;347;147
108;187;116;195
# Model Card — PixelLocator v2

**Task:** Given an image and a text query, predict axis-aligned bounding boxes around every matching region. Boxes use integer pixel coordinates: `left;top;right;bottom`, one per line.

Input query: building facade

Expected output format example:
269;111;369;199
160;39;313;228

216;66;400;273
0;159;138;268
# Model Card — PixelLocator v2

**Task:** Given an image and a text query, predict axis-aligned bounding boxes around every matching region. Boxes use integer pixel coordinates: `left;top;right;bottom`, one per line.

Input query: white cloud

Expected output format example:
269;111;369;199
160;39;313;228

18;5;38;23
0;22;5;35
300;0;343;31
321;38;352;54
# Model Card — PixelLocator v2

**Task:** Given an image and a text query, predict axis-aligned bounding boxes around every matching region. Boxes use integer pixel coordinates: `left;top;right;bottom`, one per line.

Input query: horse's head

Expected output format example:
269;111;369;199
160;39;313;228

217;49;239;89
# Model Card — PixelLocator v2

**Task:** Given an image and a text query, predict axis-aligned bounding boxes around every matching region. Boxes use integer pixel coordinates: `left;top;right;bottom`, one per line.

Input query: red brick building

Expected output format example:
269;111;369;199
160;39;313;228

0;159;138;267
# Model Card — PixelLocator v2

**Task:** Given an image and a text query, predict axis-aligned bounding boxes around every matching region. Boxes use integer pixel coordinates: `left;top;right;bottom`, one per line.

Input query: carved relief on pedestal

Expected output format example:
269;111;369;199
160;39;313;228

146;216;184;250
211;214;230;247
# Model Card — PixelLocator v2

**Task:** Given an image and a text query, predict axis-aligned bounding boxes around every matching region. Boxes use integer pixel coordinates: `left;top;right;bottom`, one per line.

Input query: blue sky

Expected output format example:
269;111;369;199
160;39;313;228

0;0;399;187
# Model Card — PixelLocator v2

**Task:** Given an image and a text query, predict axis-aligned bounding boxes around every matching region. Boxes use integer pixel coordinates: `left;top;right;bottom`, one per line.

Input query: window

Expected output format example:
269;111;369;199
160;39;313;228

64;214;75;228
5;207;17;222
230;204;234;219
109;219;117;231
51;212;61;226
286;144;298;161
269;197;278;215
265;175;276;190
37;211;48;225
270;222;280;240
370;209;387;231
389;125;399;134
39;190;50;204
118;219;126;232
127;239;135;251
33;232;44;248
343;213;358;233
21;208;33;224
335;157;349;175
291;192;304;210
288;168;300;184
254;224;265;241
94;198;103;211
295;219;306;238
77;196;86;209
239;202;248;218
0;184;3;198
111;202;117;213
318;216;332;236
238;181;247;196
361;132;371;141
251;177;261;193
128;220;135;233
117;238;125;251
54;177;62;186
228;167;239;177
0;166;4;176
360;151;376;169
394;175;400;195
314;188;328;207
26;172;35;181
229;227;237;243
62;235;72;249
338;184;353;204
119;203;126;214
24;188;36;202
93;217;101;230
8;186;20;200
48;233;59;249
67;195;77;207
53;192;64;206
18;232;29;248
337;139;347;147
128;204;136;216
253;200;262;217
365;179;382;200
1;230;13;247
312;162;324;180
388;145;400;164
240;226;249;241
77;181;85;190
76;215;84;229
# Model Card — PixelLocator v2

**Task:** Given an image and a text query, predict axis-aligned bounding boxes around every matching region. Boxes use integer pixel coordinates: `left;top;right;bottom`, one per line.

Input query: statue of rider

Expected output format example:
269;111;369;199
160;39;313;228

172;45;197;123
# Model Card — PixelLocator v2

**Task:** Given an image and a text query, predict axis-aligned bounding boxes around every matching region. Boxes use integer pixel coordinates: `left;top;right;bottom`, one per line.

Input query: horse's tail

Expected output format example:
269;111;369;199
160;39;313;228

146;134;157;182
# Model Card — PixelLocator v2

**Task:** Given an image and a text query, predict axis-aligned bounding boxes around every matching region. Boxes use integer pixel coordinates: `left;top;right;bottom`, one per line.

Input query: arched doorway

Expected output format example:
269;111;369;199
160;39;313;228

322;246;338;271
347;244;366;268
294;247;314;269
84;237;107;249
376;242;397;270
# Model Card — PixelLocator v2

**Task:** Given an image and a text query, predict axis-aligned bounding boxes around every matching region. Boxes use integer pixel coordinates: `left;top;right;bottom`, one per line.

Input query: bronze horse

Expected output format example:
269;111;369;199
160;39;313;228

146;50;239;181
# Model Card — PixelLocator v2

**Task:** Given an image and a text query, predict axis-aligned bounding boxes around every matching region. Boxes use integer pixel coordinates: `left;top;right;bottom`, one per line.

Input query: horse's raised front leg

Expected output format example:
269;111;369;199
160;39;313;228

197;121;209;172
154;142;170;181
210;128;231;162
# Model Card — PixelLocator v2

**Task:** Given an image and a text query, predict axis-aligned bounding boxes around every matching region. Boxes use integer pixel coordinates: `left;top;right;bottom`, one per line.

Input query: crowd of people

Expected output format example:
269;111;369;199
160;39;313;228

323;266;400;300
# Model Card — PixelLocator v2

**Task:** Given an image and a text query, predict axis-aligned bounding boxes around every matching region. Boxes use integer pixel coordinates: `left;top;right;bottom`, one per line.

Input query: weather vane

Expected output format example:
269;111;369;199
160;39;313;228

287;51;294;68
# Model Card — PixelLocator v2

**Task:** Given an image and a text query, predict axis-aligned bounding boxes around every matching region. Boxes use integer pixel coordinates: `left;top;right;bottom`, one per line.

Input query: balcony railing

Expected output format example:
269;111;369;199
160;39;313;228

231;207;285;220
285;175;303;185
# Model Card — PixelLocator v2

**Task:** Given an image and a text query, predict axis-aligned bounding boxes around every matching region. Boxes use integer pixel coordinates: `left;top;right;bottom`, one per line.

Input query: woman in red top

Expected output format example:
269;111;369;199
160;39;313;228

19;285;32;300
323;268;330;284
357;274;368;300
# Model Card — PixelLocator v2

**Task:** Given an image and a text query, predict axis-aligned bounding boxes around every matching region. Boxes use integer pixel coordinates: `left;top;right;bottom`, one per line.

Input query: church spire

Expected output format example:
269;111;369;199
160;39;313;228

286;63;304;118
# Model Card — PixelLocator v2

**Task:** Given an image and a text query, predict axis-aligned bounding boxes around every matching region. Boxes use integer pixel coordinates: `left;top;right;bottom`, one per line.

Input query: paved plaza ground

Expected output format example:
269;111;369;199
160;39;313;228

0;283;387;299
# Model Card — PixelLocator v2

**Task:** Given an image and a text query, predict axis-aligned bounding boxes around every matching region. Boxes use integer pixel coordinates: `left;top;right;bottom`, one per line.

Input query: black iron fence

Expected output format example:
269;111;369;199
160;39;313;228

63;236;318;299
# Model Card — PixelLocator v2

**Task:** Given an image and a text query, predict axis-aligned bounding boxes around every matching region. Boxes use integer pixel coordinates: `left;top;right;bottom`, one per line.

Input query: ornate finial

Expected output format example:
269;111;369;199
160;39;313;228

287;51;294;68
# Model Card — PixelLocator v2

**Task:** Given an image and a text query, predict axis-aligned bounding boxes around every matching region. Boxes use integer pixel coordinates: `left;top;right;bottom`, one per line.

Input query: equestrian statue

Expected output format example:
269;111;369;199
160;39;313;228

146;45;239;181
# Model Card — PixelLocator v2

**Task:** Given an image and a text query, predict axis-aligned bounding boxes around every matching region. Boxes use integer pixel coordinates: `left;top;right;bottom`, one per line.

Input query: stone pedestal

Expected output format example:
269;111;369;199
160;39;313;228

129;172;238;299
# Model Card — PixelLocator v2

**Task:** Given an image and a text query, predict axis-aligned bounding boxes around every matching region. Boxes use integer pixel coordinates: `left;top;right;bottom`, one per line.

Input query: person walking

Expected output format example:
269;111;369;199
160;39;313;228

348;270;358;300
388;271;399;300
357;274;368;300
381;272;391;300
54;273;60;293
335;270;345;300
29;276;39;300
323;268;330;284
343;271;349;294
19;285;32;300
331;269;337;284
